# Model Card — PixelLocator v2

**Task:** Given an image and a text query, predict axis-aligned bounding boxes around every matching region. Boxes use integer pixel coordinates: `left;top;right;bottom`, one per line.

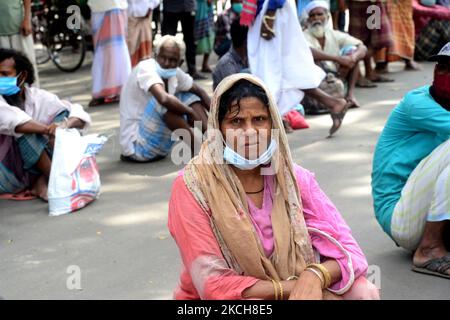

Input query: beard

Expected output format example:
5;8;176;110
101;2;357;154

309;22;325;38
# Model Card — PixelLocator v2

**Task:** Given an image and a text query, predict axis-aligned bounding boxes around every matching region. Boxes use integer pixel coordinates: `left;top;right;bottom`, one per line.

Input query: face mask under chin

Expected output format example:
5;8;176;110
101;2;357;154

223;138;278;170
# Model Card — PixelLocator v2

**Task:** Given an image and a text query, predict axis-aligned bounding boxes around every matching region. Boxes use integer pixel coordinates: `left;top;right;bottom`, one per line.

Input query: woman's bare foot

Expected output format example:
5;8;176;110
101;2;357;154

30;175;48;202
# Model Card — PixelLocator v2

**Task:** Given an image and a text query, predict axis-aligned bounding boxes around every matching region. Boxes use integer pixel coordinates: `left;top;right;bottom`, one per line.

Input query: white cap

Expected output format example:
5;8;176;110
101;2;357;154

303;0;329;16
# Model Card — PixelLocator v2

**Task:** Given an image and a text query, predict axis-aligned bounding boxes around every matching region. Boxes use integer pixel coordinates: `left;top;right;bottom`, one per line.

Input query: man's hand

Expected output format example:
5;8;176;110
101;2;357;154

288;270;323;300
20;18;32;37
187;108;203;124
260;11;276;41
336;55;356;69
21;0;33;37
47;123;62;137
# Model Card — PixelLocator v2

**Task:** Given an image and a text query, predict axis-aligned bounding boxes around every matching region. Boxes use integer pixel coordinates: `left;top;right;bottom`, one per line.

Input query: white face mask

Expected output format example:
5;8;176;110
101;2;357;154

223;138;278;170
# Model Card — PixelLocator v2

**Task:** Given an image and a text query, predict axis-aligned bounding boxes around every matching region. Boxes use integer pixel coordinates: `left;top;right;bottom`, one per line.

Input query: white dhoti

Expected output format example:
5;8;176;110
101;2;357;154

391;139;450;251
0;33;40;88
247;0;325;116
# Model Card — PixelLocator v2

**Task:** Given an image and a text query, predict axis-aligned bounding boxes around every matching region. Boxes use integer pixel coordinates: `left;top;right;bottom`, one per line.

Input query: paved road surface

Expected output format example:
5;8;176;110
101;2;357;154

1;53;449;299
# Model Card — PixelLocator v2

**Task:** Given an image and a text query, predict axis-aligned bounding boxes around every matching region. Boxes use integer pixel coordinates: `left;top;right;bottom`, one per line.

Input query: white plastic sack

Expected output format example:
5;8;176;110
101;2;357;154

48;128;107;216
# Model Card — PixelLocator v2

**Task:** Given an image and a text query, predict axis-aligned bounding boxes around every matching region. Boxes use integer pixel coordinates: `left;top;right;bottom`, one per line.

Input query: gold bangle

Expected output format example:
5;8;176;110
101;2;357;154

263;14;276;20
307;263;332;289
305;267;325;288
271;279;279;300
262;19;275;34
277;281;284;300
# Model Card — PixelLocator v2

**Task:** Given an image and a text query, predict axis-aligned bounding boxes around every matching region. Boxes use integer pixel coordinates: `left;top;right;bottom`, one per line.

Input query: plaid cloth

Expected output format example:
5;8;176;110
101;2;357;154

375;0;416;62
132;92;201;162
415;19;450;61
0;110;69;194
195;0;215;54
348;0;393;50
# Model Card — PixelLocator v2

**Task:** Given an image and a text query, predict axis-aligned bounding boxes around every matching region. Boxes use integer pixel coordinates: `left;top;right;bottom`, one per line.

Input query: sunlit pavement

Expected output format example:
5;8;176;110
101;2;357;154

1;52;448;299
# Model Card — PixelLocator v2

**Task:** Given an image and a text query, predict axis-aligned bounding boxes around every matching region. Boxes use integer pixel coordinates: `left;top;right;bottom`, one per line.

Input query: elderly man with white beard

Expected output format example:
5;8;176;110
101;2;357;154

303;1;367;109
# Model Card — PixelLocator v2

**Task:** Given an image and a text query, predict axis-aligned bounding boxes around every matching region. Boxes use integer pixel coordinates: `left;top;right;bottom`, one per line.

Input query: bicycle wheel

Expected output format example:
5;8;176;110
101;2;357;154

32;15;51;65
48;22;87;72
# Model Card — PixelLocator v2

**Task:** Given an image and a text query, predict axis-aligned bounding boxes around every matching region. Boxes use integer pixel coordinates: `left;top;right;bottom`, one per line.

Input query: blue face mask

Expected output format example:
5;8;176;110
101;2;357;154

232;3;243;14
223;138;277;170
0;75;21;96
156;62;177;79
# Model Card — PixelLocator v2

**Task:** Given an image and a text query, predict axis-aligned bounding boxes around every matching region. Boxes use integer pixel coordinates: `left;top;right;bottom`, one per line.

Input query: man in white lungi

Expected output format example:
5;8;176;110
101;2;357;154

242;0;349;136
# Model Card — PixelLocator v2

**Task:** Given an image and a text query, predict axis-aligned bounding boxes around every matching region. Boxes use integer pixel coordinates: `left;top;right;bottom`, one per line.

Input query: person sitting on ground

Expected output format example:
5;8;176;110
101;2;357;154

304;1;367;109
242;0;351;137
214;0;242;58
371;42;450;279
168;73;380;300
212;19;249;90
0;48;91;201
119;35;211;163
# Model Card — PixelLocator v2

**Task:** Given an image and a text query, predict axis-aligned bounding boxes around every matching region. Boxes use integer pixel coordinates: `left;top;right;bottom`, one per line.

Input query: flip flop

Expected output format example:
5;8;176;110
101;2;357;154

412;254;450;279
88;98;105;107
120;154;165;163
104;95;120;104
0;190;37;201
356;78;378;88
370;75;394;83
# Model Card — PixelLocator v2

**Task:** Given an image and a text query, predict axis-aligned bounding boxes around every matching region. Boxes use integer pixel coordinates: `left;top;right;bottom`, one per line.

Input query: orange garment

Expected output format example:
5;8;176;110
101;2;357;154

376;0;416;62
127;14;153;67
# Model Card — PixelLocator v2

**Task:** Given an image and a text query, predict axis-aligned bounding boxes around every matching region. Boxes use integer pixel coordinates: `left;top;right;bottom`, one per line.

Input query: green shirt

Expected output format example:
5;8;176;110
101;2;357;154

0;0;24;36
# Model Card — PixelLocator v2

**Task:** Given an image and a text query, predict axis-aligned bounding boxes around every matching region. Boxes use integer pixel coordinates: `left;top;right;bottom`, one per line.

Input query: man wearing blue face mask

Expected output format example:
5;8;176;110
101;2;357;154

0;49;91;201
119;35;211;163
0;0;40;87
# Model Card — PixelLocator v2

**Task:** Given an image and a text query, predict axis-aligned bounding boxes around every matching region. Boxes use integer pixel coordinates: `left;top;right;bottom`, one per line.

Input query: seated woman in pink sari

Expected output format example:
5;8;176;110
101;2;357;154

168;73;380;300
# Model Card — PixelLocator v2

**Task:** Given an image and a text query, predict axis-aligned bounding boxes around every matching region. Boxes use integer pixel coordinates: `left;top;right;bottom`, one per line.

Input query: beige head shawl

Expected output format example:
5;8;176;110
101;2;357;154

183;73;314;280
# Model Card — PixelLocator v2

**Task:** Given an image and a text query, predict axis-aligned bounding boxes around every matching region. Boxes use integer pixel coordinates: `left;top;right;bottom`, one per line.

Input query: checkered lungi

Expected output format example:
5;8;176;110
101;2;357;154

0;110;69;194
348;0;393;50
391;139;450;251
131;92;201;162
